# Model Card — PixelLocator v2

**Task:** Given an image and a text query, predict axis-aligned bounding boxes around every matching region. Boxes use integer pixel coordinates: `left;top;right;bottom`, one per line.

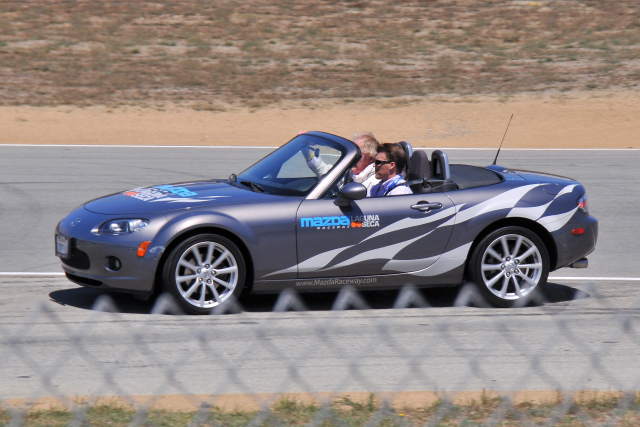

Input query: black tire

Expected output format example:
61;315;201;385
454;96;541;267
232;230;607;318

162;234;246;315
468;226;549;308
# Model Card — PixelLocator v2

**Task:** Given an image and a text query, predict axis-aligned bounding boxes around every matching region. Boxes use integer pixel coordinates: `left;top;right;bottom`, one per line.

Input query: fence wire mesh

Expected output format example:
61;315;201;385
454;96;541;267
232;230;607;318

1;279;640;426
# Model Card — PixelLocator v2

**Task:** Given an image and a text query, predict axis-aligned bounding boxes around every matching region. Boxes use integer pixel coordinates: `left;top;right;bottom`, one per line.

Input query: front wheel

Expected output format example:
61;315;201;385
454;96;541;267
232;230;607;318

162;234;246;315
468;226;549;308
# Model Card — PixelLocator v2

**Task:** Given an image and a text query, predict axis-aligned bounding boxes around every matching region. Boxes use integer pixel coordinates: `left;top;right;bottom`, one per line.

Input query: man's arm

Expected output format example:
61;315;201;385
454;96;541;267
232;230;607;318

302;145;332;176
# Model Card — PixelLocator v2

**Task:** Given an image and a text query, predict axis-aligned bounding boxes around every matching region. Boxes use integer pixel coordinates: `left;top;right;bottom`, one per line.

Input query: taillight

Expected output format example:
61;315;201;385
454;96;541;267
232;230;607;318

577;193;588;213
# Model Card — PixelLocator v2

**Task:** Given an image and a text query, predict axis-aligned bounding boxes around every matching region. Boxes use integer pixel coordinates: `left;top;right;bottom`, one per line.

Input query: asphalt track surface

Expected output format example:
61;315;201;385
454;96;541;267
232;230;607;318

1;278;639;399
1;146;639;399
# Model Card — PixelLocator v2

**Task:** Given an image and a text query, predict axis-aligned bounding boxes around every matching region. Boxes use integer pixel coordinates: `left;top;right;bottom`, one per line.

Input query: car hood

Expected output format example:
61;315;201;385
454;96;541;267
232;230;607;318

84;180;271;214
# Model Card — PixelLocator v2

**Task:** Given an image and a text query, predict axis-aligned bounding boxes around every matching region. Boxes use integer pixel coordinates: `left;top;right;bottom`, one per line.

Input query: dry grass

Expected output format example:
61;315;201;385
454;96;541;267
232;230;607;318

0;1;639;107
3;393;640;426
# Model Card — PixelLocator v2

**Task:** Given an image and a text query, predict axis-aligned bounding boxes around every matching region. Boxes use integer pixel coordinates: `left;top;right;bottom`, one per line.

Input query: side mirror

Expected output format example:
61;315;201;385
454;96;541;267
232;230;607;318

336;182;367;206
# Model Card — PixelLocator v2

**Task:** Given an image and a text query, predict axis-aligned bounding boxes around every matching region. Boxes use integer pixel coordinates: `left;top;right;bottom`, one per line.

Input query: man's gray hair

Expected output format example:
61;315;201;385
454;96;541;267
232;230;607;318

353;132;380;158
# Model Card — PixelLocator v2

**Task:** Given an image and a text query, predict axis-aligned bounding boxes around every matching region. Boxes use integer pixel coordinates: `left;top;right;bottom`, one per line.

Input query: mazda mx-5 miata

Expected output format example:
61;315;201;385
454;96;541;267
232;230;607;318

55;132;597;314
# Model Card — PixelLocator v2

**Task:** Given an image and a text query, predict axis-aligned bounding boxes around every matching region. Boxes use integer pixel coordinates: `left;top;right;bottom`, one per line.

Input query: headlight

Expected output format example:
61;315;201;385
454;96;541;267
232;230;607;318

97;219;149;235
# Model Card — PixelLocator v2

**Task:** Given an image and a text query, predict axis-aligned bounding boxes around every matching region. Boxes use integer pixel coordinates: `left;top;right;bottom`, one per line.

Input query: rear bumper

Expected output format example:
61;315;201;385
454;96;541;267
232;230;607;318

552;213;598;270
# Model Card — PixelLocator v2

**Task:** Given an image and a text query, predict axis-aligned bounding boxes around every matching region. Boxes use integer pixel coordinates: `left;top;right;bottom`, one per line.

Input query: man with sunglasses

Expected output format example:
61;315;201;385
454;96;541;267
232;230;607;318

367;143;413;197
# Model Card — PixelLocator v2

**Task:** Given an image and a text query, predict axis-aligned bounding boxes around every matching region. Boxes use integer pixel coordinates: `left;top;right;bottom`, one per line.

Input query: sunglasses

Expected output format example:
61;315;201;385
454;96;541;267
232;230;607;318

374;159;392;166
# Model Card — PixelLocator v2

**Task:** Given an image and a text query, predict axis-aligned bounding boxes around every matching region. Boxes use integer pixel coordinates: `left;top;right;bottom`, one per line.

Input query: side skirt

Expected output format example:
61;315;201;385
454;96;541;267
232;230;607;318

251;265;465;293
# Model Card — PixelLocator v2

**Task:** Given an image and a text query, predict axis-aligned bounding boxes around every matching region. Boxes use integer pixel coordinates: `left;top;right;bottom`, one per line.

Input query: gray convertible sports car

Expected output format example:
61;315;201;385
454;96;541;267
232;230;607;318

55;132;597;314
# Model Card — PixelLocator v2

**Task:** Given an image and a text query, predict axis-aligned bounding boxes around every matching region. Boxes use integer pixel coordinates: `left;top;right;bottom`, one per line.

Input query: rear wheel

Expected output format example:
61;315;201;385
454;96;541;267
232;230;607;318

468;226;549;308
163;234;245;315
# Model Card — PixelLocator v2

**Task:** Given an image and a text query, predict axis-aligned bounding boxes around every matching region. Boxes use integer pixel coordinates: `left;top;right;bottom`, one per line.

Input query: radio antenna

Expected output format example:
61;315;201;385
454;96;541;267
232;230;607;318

493;114;513;165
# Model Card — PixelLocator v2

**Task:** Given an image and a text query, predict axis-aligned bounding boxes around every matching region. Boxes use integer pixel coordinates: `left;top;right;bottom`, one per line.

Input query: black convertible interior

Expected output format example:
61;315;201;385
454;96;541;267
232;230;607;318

400;141;503;194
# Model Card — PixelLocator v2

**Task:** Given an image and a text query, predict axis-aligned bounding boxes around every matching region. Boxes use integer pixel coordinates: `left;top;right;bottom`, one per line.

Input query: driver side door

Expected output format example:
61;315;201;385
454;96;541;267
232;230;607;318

295;193;456;278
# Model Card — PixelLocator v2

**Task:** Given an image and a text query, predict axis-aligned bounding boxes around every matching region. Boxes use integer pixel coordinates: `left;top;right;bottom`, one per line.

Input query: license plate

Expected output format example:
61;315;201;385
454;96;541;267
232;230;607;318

56;235;69;257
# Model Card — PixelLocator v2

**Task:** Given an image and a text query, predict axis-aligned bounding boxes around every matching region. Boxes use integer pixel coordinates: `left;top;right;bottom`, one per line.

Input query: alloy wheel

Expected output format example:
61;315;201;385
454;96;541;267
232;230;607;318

174;241;239;309
480;233;543;301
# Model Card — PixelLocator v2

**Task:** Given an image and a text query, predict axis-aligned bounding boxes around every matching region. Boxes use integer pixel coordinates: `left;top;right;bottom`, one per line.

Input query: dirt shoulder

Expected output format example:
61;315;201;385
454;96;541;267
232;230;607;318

1;91;638;149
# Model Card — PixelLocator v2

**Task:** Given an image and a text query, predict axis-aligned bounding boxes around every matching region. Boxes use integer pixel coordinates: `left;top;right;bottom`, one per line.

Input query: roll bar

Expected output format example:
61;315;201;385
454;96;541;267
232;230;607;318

430;150;451;180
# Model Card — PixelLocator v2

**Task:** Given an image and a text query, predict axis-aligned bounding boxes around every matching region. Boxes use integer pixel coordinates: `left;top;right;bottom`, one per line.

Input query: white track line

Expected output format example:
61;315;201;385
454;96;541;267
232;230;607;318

549;276;640;281
1;144;640;151
415;148;640;151
0;272;65;276
0;144;276;149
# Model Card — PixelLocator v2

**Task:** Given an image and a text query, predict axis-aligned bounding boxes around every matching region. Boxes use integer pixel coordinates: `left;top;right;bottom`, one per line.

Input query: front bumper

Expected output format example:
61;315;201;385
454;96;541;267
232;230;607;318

56;207;166;296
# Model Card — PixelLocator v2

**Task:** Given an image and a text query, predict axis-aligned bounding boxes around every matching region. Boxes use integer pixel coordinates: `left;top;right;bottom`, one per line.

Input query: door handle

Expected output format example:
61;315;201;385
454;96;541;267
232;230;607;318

410;202;443;212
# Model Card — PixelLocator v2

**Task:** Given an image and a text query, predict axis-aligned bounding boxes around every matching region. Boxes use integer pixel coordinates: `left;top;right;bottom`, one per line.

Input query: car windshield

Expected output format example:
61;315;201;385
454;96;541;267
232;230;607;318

236;134;346;196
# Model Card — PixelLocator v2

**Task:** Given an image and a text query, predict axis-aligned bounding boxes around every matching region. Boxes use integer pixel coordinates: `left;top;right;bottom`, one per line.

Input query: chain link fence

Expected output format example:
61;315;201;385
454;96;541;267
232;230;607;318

1;280;640;426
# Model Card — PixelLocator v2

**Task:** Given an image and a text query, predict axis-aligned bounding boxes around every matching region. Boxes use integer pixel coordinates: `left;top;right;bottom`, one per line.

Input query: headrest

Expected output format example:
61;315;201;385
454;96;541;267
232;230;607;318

430;150;451;180
407;150;431;193
397;141;413;174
